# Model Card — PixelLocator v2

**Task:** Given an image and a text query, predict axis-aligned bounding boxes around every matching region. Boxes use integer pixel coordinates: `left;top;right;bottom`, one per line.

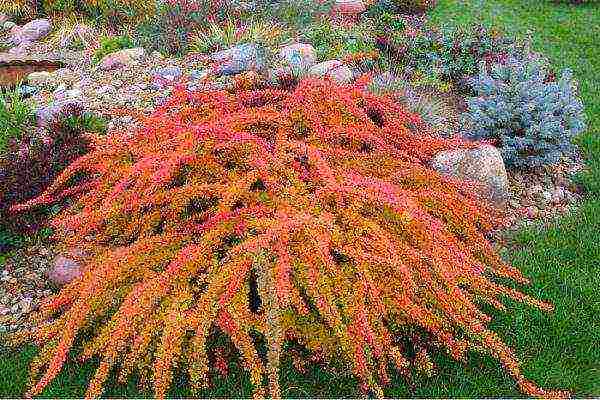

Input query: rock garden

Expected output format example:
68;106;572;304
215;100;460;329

0;0;598;398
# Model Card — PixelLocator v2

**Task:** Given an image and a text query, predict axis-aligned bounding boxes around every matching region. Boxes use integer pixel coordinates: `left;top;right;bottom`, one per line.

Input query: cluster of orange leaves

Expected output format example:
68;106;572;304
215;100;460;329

12;77;567;398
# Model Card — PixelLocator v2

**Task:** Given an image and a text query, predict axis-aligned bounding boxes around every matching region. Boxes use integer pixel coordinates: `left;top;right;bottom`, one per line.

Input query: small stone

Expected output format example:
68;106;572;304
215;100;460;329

27;71;56;87
3;21;16;31
189;69;209;81
153;65;183;83
278;43;317;73
308;60;354;84
96;84;115;96
17;297;33;314
47;255;83;287
210;43;267;76
99;47;145;71
524;206;539;219
430;144;510;208
10;18;52;45
54;68;78;84
64;88;83;99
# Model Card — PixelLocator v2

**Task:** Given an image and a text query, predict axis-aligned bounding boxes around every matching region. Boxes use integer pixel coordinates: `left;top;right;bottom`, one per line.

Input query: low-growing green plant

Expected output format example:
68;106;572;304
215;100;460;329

92;34;134;64
254;0;334;31
61;111;108;135
375;0;438;14
0;88;35;154
302;19;376;61
463;56;586;168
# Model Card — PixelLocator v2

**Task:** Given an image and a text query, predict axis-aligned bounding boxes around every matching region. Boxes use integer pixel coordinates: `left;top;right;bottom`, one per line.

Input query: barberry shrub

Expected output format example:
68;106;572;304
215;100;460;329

463;56;586;168
1;102;91;234
12;78;566;398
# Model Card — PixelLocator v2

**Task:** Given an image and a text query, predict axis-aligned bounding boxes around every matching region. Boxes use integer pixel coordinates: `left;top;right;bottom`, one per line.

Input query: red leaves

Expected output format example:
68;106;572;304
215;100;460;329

12;77;565;398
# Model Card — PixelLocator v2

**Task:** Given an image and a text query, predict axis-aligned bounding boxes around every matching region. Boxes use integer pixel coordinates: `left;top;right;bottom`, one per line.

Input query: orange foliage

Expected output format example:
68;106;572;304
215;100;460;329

12;78;566;398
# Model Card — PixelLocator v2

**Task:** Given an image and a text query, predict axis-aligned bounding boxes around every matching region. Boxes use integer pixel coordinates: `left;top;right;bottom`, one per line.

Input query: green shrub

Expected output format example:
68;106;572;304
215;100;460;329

61;111;108;135
302;20;376;61
383;24;520;88
371;0;438;14
92;35;134;64
0;88;35;154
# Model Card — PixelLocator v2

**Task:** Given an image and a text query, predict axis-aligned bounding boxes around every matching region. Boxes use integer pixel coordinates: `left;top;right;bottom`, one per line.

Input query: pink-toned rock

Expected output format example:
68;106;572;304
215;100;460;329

308;60;353;84
99;47;145;71
10;18;51;45
47;251;86;286
430;144;509;207
333;0;367;15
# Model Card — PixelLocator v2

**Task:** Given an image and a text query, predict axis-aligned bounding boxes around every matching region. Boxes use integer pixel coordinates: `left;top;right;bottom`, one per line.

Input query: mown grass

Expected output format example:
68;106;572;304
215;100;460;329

1;0;599;397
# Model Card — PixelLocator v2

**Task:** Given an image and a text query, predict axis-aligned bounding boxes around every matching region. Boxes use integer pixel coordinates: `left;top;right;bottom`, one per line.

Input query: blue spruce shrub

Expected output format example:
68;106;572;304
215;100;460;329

463;56;586;168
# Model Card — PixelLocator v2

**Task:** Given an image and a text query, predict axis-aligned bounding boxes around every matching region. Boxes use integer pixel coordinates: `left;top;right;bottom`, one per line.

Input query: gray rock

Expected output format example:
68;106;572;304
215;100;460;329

430;144;510;207
99;47;145;71
47;255;82;287
153;65;183;82
308;60;354;84
278;43;317;73
210;43;267;76
10;18;51;45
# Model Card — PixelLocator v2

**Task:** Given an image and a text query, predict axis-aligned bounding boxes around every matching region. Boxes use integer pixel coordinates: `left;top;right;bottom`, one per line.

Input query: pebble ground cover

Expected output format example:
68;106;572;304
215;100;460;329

0;0;598;398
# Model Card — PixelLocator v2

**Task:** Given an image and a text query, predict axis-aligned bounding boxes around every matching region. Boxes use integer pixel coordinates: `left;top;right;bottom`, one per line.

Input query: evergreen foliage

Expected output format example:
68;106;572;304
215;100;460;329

463;57;586;168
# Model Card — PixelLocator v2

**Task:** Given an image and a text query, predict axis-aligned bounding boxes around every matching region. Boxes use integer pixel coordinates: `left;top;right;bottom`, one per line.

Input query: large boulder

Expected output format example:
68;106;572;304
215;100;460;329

10;18;52;45
308;60;353;84
278;43;317;73
430;144;510;207
98;47;145;71
210;43;267;76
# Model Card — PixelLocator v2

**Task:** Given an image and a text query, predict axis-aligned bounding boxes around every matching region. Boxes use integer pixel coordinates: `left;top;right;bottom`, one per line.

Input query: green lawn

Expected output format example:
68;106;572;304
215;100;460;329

1;0;599;397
